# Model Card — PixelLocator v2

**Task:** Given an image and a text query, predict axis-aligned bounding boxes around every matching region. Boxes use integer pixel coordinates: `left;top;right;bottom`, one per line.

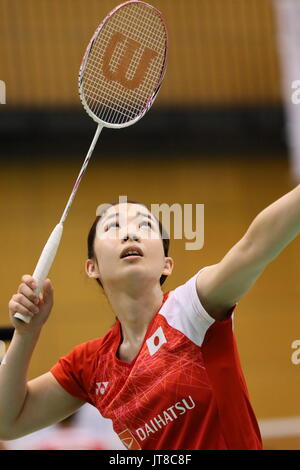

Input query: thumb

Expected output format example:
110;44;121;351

41;279;54;304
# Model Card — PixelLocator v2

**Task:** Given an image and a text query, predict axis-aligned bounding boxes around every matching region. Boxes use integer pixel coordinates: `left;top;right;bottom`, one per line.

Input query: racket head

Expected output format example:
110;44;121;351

78;0;168;129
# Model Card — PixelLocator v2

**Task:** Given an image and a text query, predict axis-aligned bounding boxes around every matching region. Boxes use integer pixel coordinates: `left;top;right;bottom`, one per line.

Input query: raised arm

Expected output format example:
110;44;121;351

197;184;300;320
0;276;84;440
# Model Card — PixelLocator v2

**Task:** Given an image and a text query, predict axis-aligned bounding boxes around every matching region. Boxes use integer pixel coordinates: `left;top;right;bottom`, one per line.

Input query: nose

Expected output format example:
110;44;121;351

122;232;140;242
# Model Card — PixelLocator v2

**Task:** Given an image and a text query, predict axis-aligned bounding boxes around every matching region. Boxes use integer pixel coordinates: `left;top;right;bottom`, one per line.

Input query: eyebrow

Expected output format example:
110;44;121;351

101;211;157;226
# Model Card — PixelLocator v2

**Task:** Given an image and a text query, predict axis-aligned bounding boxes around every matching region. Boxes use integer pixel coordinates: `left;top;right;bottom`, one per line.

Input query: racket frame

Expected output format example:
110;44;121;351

78;0;169;129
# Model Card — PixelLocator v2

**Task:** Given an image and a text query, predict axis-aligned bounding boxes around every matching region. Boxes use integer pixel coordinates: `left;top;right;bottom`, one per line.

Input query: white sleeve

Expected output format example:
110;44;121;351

159;267;216;347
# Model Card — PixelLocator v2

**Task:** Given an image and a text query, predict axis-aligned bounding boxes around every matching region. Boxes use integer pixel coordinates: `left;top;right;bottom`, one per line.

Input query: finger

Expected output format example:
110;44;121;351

12;294;39;315
9;301;34;318
17;284;39;304
21;275;37;290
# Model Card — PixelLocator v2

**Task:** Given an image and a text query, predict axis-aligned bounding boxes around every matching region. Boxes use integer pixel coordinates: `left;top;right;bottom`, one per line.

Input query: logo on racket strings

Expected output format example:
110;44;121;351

0;80;6;104
102;32;158;90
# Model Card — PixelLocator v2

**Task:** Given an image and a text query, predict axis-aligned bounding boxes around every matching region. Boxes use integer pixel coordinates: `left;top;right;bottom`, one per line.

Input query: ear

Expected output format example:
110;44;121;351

162;256;174;277
85;258;100;279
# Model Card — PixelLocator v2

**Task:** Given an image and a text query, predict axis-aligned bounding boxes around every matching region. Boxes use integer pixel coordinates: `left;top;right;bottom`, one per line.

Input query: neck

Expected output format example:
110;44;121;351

104;281;164;347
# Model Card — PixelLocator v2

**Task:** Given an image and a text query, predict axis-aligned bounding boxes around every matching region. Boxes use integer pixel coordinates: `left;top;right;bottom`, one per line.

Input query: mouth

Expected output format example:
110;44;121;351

121;255;142;261
120;245;144;259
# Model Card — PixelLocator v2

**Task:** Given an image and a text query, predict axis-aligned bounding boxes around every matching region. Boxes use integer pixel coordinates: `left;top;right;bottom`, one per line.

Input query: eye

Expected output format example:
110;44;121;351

105;221;120;231
139;220;153;229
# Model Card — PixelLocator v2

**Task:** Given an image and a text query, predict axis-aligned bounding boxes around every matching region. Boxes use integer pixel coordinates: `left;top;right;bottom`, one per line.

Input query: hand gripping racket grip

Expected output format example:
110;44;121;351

14;223;64;324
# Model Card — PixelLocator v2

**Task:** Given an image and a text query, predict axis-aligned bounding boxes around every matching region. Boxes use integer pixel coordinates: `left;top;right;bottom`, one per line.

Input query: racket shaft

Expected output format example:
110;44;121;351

60;124;103;224
14;125;103;324
14;223;64;324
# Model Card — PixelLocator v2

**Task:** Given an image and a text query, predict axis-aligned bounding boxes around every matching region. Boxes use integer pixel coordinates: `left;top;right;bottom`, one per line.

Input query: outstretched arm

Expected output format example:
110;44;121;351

197;184;300;320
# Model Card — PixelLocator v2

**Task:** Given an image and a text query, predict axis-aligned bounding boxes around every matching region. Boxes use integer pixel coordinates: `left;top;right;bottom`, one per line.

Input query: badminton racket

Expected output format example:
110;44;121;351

14;0;168;323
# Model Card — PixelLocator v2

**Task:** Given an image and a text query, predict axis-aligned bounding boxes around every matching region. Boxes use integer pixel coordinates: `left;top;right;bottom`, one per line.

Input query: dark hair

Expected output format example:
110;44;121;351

87;200;170;288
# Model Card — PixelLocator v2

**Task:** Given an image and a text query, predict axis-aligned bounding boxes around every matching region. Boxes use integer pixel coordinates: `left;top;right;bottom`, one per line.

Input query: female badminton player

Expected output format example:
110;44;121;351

1;188;300;450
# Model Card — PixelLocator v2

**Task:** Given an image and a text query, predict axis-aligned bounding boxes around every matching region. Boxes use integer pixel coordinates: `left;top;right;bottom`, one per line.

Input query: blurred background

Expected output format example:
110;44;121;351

0;0;300;450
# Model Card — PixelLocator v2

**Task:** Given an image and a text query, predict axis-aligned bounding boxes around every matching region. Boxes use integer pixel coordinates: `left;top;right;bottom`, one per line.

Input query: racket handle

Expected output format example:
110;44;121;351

14;223;64;324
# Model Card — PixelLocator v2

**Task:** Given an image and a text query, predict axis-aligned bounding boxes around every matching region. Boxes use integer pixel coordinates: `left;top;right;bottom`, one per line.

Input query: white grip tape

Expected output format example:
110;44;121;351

14;223;63;324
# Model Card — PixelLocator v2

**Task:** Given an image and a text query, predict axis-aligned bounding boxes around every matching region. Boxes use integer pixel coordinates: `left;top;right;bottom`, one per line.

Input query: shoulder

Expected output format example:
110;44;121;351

159;268;216;347
69;322;119;359
50;323;120;403
159;267;236;346
165;266;217;322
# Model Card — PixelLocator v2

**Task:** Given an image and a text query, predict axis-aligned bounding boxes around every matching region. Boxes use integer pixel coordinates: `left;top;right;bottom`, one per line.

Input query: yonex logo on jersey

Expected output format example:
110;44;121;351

118;429;141;450
146;326;167;356
95;381;109;395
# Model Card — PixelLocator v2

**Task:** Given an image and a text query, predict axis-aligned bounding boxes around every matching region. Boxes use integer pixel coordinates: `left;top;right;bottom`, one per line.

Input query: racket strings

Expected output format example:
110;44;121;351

86;5;163;122
81;2;167;126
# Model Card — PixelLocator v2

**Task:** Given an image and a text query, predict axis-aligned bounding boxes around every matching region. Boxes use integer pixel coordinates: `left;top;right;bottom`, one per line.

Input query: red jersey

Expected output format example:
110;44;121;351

50;269;262;450
27;428;106;450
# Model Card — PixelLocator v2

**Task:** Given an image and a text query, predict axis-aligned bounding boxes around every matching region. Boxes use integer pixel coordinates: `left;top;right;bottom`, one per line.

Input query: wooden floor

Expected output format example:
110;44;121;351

0;155;299;449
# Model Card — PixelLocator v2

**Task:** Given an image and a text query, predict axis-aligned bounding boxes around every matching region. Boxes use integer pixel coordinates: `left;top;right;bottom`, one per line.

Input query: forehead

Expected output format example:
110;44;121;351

102;203;152;219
